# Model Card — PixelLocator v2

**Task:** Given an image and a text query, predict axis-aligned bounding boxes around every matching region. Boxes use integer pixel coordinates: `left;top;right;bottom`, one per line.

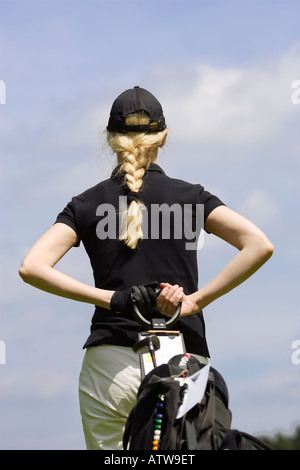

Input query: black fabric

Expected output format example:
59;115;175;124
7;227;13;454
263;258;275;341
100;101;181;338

123;371;187;450
220;430;272;450
109;287;132;315
122;360;230;450
110;281;159;316
123;360;272;451
131;282;158;317
55;163;225;356
208;367;229;408
107;86;166;133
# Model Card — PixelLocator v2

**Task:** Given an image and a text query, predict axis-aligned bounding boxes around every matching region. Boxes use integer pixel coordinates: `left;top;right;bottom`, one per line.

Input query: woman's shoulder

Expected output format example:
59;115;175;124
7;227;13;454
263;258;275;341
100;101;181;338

71;176;115;202
163;172;205;193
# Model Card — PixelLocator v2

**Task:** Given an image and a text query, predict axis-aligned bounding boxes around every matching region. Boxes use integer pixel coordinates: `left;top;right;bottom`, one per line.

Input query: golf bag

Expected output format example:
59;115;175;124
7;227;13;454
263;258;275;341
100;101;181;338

123;354;272;450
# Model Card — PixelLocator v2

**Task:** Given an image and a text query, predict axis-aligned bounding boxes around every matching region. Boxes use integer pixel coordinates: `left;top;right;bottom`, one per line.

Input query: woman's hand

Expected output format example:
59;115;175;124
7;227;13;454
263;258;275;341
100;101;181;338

179;293;201;316
157;282;203;317
156;282;200;317
156;282;183;317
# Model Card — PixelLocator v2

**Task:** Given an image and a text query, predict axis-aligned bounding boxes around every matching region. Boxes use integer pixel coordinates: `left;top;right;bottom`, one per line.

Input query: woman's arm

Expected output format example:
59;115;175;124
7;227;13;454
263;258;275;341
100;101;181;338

161;205;274;317
19;223;114;308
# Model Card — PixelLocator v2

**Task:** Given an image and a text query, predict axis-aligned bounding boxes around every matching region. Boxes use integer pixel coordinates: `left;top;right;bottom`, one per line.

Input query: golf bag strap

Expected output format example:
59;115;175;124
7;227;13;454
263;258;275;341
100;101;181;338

185;419;197;450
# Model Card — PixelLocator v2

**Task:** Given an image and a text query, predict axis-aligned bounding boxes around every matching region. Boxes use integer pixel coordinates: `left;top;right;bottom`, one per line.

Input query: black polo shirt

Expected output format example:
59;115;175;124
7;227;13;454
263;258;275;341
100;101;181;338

55;163;225;357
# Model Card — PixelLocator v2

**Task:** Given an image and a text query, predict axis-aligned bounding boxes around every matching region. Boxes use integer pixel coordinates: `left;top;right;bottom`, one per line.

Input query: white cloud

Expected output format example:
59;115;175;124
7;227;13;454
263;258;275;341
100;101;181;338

150;45;300;160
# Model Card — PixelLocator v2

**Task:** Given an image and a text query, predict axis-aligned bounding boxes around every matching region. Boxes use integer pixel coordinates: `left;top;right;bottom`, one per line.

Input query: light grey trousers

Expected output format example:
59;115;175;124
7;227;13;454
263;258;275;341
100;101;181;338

78;344;208;450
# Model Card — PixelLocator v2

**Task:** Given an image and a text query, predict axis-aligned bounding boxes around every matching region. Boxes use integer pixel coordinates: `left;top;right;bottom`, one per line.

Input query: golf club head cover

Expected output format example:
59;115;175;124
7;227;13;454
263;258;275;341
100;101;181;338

110;281;160;316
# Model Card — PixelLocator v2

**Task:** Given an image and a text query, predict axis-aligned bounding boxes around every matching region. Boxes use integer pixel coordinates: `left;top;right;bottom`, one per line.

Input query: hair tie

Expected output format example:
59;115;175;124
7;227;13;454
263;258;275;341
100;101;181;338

127;191;143;205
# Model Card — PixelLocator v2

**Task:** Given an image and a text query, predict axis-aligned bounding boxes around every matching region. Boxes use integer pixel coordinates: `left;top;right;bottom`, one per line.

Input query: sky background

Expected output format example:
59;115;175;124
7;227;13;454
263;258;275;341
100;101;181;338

0;0;299;450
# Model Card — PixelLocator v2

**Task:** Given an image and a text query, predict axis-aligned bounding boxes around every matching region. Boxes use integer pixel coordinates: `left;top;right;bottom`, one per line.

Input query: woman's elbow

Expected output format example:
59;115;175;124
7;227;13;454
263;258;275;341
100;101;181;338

257;236;274;263
242;232;274;265
19;260;32;283
19;259;39;284
266;240;274;257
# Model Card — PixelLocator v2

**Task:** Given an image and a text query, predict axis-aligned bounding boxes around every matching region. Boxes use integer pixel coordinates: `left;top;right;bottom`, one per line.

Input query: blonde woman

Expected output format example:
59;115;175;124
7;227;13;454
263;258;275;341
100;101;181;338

19;86;273;450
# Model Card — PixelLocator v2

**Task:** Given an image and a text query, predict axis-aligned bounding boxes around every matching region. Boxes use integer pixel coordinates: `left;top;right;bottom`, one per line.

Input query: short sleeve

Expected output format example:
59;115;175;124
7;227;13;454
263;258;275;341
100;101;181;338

54;199;81;247
200;188;226;233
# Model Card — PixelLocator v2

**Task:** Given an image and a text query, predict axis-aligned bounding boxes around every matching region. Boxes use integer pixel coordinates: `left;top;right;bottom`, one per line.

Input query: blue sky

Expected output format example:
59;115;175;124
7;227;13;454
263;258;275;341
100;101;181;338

0;0;300;450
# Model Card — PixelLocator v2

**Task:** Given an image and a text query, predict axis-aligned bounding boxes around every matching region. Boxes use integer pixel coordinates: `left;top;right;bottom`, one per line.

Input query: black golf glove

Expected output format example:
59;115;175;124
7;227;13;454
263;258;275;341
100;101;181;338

110;281;160;316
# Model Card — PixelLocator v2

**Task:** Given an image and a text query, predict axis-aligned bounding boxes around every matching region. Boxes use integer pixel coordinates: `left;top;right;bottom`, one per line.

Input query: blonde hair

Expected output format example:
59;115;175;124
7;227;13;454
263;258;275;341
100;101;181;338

107;111;167;249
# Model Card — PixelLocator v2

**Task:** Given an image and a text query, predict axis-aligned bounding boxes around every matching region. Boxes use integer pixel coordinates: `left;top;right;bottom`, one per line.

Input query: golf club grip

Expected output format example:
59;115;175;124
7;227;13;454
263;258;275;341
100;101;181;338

131;295;182;330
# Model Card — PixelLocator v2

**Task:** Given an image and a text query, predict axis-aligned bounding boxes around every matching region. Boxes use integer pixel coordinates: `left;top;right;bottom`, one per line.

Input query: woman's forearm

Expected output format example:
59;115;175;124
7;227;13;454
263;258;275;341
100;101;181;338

19;262;114;309
192;239;274;312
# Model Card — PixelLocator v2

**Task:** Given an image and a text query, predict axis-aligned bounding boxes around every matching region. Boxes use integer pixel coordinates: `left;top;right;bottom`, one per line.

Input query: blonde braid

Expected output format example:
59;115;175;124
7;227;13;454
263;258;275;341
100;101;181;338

107;111;167;249
120;139;150;249
122;146;147;192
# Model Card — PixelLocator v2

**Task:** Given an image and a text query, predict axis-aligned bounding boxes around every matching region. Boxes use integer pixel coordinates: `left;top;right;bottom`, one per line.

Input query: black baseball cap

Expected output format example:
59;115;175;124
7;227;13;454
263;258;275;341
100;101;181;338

107;86;167;133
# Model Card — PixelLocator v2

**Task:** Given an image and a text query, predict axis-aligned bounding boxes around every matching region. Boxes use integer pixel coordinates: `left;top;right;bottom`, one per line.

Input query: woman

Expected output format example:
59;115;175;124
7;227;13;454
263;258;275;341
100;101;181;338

19;86;274;450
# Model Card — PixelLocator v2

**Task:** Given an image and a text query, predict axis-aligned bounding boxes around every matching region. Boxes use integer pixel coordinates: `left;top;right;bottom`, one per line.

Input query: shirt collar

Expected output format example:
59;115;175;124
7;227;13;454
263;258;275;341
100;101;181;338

147;163;165;174
111;162;165;180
